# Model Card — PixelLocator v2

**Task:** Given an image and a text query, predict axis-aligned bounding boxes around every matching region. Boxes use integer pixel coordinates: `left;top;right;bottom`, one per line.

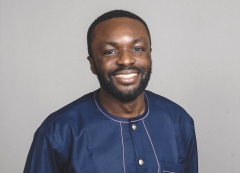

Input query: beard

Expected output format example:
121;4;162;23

95;63;152;102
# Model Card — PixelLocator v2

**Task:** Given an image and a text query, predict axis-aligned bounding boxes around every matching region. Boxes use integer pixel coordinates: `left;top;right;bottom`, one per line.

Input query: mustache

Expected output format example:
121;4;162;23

108;66;143;77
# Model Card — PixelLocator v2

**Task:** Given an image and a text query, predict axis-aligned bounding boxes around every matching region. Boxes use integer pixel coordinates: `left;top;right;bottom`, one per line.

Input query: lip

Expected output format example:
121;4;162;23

112;70;141;85
113;70;140;80
113;69;140;75
115;73;138;78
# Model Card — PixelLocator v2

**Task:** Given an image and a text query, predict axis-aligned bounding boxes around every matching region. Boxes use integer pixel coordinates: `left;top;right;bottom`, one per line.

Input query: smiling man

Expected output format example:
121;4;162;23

24;10;198;173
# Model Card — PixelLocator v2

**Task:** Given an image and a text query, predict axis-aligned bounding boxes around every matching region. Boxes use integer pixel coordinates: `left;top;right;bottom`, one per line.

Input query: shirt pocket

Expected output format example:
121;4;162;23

162;161;185;173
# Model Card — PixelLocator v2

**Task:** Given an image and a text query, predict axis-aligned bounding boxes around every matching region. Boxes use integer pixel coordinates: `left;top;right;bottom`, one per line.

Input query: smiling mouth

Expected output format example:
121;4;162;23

115;73;138;78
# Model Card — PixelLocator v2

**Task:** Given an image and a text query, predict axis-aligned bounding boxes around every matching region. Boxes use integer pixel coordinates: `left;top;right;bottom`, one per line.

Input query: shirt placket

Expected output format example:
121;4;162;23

129;121;148;173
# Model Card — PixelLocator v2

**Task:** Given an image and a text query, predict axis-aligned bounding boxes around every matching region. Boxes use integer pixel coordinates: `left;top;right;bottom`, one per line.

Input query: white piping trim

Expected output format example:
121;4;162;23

142;120;160;173
94;91;149;123
120;122;126;173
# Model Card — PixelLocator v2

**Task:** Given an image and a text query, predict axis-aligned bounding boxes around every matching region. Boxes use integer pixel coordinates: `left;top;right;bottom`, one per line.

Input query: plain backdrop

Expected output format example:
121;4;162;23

1;0;239;172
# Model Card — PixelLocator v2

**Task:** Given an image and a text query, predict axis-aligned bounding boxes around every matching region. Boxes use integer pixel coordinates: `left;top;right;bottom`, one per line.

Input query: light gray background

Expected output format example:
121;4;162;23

1;0;239;172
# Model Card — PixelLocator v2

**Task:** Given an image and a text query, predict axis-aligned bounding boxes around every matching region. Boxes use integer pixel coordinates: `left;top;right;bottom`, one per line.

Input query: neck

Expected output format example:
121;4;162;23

98;88;146;118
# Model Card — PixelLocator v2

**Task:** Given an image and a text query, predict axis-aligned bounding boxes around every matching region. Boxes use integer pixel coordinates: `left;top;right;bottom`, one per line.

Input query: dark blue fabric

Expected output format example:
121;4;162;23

24;90;198;173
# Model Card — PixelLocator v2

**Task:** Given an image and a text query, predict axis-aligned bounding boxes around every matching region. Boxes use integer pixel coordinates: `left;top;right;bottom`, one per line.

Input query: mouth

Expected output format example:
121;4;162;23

112;71;140;86
115;73;138;78
108;67;142;85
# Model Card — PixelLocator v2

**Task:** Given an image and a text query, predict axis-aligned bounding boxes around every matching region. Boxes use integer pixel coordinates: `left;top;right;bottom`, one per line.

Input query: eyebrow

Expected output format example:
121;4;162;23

102;41;117;46
132;37;145;44
101;37;147;47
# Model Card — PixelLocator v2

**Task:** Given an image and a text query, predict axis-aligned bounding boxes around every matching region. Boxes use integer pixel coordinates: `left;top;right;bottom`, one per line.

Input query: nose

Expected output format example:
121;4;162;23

116;50;136;66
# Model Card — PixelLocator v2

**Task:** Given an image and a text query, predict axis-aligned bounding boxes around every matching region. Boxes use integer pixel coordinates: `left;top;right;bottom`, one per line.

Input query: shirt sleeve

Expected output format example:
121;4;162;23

23;129;64;173
185;127;198;173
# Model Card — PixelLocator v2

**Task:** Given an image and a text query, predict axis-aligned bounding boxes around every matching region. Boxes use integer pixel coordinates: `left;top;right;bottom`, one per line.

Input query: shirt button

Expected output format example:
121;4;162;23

132;124;137;130
138;159;144;166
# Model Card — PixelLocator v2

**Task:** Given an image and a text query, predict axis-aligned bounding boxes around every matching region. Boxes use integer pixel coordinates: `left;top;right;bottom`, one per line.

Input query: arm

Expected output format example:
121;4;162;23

185;127;198;173
23;129;63;173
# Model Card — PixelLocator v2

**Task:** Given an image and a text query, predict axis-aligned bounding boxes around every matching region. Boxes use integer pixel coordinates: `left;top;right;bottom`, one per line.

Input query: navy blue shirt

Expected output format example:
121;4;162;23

24;90;198;173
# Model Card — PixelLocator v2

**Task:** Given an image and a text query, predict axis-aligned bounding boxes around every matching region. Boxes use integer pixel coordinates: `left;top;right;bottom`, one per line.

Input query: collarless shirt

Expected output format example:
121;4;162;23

24;90;198;173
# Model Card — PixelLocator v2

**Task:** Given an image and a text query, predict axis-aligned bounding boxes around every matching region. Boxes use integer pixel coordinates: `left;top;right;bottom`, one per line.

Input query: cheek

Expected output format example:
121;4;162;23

145;55;152;66
138;56;152;69
95;59;116;75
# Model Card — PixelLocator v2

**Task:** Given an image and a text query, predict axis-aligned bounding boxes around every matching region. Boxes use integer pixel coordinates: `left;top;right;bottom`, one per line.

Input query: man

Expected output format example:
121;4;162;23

24;10;198;173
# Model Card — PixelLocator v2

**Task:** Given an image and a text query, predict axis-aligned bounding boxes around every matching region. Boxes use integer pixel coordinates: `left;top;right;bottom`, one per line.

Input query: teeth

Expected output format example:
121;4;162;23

115;73;137;78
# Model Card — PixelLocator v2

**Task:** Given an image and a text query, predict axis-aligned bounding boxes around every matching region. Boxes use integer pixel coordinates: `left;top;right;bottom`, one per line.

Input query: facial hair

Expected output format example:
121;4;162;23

95;63;152;102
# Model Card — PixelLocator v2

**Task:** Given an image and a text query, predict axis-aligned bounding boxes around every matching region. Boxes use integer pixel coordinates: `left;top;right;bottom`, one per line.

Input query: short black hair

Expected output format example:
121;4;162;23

87;10;151;58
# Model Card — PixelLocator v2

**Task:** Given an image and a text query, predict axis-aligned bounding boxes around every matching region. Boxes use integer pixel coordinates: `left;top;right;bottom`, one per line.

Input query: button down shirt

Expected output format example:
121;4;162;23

24;90;198;173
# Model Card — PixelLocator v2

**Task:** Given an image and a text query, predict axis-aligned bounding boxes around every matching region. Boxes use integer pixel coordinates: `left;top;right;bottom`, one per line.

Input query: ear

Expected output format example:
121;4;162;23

87;56;97;74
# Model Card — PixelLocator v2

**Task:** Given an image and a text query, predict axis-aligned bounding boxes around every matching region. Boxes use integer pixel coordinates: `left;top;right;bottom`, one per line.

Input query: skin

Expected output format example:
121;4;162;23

88;17;152;118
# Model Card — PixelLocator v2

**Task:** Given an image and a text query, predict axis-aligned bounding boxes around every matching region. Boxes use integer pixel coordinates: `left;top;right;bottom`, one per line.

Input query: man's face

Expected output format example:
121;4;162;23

89;17;152;102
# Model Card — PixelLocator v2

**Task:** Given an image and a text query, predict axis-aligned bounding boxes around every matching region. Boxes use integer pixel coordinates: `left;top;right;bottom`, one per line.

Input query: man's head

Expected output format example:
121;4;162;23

87;10;151;58
87;10;152;102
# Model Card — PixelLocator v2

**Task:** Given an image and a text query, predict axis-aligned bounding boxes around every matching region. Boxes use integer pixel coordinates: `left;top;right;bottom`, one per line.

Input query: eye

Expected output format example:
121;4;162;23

133;47;144;52
104;49;117;55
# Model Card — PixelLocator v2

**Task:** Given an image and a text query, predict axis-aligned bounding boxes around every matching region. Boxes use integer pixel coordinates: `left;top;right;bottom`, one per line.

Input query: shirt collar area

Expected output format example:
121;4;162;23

94;89;149;123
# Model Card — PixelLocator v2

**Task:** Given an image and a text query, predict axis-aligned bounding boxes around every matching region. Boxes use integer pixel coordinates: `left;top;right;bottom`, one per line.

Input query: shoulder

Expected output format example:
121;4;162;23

145;90;194;128
35;91;96;136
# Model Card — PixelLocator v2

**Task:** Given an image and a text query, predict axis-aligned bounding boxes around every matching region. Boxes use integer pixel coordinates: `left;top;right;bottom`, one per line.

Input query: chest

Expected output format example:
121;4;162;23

58;119;186;173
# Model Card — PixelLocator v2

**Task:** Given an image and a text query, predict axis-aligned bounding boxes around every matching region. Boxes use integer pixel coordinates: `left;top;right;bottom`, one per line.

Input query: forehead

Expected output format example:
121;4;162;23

92;17;150;42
